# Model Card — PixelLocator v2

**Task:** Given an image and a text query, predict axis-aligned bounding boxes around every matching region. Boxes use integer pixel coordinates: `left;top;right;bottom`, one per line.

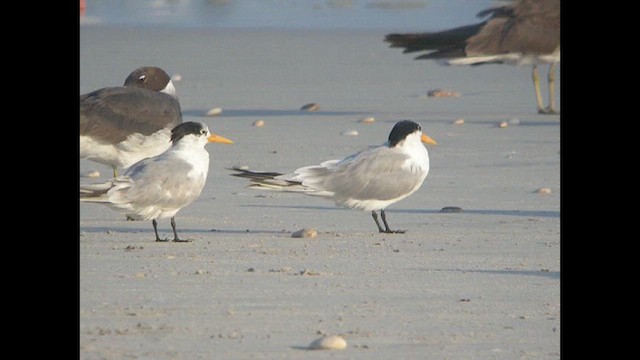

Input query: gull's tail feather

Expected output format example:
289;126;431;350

385;23;484;59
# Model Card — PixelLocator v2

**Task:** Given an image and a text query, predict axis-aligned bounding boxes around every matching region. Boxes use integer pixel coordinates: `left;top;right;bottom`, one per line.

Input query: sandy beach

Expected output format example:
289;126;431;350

80;25;560;359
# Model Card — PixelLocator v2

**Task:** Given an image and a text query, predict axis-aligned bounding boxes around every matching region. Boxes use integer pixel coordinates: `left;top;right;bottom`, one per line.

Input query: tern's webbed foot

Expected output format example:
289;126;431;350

172;237;193;243
155;237;170;242
380;229;406;234
538;107;559;115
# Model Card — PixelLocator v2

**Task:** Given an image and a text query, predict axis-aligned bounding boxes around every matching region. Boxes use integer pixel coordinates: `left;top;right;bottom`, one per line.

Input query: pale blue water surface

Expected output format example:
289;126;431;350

81;0;497;31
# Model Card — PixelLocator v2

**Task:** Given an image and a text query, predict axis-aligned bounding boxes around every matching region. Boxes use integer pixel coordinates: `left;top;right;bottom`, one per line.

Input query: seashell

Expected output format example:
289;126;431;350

358;117;375;124
252;120;265;127
300;103;320;111
453;118;465;125
341;129;359;136
535;187;552;195
205;107;222;116
308;335;347;350
292;228;318;238
171;74;182;82
427;89;461;98
498;121;509;128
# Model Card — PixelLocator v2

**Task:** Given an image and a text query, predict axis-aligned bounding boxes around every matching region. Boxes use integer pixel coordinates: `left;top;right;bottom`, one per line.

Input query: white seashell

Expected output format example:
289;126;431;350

252;120;265;127
498;121;508;128
535;187;552;195
206;107;222;116
300;103;320;111
171;74;182;82
453;118;465;125
292;228;318;238
508;118;520;125
308;335;347;350
341;129;358;136
358;117;375;124
427;89;461;98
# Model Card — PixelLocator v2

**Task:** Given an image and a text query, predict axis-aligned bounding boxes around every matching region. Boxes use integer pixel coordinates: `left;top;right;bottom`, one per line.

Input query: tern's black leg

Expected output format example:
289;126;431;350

153;219;168;242
380;210;406;234
171;217;192;242
371;211;386;233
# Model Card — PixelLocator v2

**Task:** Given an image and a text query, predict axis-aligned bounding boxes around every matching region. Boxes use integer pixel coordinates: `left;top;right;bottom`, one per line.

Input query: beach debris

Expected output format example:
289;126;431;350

292;228;318;238
81;170;101;178
300;103;320;111
308;335;348;350
440;206;464;213
341;129;359;136
358;117;375;124
498;121;509;128
427;89;461;98
252;120;265;127
205;107;222;116
508;118;521;125
171;74;182;82
453;118;465;125
535;187;552;195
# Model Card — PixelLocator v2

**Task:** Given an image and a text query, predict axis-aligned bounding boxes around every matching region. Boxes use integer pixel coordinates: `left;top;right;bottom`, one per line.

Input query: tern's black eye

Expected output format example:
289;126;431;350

200;130;207;135
138;74;147;83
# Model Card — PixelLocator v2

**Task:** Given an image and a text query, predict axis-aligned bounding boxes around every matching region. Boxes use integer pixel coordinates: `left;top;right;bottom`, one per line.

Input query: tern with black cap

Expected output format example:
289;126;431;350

231;120;437;233
80;66;183;177
80;122;234;242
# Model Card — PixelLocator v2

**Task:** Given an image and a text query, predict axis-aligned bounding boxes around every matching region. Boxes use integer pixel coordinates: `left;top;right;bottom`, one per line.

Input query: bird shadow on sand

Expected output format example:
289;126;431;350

183;108;367;118
79;226;290;235
410;267;560;280
238;204;559;218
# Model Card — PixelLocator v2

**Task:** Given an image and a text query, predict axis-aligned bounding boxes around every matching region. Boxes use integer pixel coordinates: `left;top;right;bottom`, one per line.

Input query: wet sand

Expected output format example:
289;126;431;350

80;26;560;359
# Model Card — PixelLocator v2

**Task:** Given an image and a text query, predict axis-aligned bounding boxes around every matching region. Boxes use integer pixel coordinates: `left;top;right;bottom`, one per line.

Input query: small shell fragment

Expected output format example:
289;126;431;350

205;107;223;116
252;120;265;127
427;89;461;98
300;103;320;111
171;74;182;82
341;129;358;136
292;228;318;238
453;118;465;125
308;335;347;350
359;117;375;124
535;187;552;195
498;121;509;128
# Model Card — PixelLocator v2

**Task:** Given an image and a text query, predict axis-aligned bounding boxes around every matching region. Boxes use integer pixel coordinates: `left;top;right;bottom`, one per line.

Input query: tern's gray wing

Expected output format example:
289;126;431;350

108;156;205;210
80;87;182;144
304;147;426;202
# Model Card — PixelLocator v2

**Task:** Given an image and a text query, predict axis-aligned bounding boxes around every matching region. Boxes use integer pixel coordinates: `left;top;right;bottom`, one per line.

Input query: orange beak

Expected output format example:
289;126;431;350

421;133;437;145
207;133;234;144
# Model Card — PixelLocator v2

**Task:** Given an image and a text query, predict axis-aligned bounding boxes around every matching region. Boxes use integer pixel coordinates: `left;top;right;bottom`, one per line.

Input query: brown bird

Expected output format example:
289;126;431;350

385;0;560;114
80;66;183;177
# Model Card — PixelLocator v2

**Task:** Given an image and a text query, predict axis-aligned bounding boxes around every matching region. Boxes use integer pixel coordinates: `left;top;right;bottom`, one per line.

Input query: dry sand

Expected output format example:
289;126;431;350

80;26;560;359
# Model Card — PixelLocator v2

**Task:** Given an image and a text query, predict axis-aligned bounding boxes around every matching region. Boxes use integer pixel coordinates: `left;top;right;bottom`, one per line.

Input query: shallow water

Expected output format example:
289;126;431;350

81;0;496;31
